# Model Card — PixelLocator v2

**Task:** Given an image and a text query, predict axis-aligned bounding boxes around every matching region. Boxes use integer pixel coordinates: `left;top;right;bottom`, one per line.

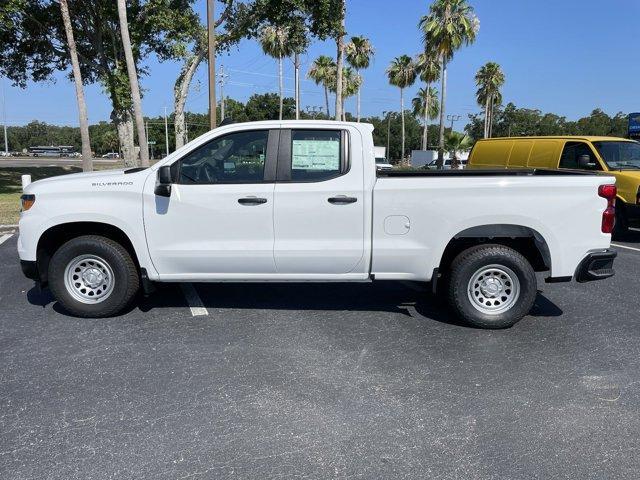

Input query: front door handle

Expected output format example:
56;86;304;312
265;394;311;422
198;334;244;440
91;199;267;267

238;196;267;206
328;195;357;205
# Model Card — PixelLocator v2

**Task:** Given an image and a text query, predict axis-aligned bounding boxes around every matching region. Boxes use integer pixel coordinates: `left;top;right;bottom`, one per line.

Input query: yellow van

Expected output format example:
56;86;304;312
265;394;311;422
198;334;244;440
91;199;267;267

468;136;640;233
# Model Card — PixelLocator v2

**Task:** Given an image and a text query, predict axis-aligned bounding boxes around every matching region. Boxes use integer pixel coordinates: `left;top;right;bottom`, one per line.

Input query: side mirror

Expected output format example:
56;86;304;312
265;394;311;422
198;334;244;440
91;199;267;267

578;154;597;170
155;165;173;197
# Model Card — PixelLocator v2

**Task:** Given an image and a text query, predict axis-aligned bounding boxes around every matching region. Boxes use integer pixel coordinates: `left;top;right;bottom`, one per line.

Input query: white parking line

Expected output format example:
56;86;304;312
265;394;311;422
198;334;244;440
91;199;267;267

180;283;209;316
0;233;13;246
612;243;640;253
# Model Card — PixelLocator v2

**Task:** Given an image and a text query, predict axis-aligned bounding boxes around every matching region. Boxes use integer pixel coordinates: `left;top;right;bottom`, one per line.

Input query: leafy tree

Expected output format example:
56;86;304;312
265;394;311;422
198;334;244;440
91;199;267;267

308;55;336;118
345;36;374;122
475;62;505;138
415;50;441;150
412;87;439;150
244;93;295;121
387;55;417;160
0;0;199;165
420;0;479;164
59;0;92;171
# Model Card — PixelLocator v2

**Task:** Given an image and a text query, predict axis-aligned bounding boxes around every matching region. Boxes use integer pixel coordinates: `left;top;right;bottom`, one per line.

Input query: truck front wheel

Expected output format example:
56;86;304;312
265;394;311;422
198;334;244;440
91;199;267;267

48;235;140;318
447;244;537;329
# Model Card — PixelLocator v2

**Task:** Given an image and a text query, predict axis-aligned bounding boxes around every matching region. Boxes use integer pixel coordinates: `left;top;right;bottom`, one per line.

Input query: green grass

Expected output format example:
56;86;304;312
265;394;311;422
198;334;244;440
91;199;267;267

0;165;120;225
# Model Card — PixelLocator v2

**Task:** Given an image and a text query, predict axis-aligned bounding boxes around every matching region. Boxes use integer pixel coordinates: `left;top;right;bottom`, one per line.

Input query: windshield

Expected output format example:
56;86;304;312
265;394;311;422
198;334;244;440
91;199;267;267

593;141;640;170
375;158;387;164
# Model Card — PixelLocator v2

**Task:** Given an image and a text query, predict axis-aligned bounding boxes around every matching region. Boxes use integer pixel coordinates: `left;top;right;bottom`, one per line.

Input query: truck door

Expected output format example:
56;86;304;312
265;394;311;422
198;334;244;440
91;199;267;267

272;128;365;274
143;129;279;278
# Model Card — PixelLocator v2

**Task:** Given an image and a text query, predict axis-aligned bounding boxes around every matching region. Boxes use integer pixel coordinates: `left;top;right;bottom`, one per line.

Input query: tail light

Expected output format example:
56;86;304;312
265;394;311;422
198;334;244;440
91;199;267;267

598;184;616;234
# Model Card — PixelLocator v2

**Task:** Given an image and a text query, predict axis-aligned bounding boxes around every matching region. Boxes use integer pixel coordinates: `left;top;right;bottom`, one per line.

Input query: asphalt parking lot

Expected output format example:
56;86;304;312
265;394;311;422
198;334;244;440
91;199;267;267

1;232;639;479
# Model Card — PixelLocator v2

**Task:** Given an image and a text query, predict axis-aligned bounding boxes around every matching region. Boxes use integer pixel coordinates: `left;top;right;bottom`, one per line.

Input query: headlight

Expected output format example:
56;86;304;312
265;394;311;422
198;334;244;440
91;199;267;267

21;194;35;211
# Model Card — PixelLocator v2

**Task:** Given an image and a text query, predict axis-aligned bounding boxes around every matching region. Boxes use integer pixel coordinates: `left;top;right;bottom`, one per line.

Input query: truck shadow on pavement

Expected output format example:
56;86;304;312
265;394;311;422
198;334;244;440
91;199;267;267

27;281;563;329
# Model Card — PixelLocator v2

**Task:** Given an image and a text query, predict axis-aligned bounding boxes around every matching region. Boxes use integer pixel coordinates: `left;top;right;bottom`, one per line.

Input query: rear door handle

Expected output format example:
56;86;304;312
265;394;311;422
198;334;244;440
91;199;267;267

238;196;267;206
328;195;357;205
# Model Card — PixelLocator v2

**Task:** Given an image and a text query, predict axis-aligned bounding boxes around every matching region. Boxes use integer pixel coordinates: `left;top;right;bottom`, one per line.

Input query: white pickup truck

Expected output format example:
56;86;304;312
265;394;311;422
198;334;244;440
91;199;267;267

18;120;617;328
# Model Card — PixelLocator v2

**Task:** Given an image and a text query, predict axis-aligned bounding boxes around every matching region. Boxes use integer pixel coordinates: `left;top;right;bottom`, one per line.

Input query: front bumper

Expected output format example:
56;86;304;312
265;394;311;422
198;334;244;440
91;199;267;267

575;250;617;283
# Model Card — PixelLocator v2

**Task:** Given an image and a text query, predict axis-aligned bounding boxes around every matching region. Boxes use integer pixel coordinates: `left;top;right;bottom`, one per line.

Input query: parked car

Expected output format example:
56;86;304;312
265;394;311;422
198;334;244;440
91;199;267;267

423;158;468;170
18;121;617;328
468;136;640;234
101;152;120;159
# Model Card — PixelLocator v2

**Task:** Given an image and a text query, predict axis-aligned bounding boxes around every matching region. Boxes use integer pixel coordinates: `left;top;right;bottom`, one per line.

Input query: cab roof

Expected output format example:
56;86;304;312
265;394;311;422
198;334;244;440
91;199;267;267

476;136;636;143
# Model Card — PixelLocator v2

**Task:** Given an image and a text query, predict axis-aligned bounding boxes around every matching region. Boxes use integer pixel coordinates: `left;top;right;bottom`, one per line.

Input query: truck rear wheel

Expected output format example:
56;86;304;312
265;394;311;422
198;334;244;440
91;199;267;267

447;244;537;329
48;235;140;318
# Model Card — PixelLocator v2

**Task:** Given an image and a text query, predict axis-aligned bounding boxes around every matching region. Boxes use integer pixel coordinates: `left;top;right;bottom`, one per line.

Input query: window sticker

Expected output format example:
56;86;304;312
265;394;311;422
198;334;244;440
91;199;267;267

292;139;340;170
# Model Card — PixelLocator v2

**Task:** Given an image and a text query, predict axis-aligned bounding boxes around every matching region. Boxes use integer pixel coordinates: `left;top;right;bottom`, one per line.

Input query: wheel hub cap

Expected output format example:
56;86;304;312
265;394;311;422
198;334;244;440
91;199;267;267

64;255;115;304
467;265;521;315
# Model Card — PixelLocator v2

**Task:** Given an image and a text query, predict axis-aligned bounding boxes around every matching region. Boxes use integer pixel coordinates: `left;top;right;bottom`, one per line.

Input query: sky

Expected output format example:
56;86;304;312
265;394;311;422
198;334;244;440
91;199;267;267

2;0;639;127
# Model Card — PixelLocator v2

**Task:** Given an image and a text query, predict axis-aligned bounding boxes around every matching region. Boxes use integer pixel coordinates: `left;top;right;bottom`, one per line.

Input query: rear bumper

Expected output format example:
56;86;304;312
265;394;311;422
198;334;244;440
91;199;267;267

575;250;617;283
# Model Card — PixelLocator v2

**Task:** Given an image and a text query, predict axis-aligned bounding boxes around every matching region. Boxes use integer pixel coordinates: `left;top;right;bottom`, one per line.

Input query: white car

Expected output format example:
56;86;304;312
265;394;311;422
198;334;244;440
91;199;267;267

18;121;617;328
101;152;120;159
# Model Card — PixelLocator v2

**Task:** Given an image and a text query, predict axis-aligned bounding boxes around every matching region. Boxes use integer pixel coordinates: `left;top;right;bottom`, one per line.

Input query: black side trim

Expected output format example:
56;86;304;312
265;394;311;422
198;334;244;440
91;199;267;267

545;276;572;284
124;167;147;174
276;129;292;181
430;268;440;295
20;260;39;281
575;250;617;283
377;168;598;178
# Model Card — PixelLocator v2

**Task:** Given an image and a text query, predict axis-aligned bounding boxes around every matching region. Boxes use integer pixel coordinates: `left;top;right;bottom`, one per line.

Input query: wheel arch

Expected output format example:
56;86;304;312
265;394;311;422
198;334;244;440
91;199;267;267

438;224;552;276
36;221;141;285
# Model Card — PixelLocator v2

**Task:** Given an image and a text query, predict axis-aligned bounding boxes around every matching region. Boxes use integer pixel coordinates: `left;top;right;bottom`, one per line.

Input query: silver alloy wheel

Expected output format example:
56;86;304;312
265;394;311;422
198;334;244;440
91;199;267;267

467;264;521;315
63;254;115;304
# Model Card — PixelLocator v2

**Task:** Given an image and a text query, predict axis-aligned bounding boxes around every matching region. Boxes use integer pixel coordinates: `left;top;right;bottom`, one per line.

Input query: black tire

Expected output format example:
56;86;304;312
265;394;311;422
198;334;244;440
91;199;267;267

48;235;140;318
447;244;537;329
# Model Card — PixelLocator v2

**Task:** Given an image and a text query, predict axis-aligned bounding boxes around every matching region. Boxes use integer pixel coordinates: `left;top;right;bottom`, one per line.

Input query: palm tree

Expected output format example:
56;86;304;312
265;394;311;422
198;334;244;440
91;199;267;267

420;0;479;165
116;0;149;167
345;36;374;122
444;131;473;168
327;67;361;121
415;50;441;150
386;55;417;160
412;87;439;151
475;62;505;138
308;55;336;118
59;0;92;171
260;25;294;120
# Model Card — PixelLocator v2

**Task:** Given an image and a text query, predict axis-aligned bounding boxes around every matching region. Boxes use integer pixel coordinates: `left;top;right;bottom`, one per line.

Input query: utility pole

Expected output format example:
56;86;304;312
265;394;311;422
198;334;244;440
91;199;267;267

447;114;461;131
145;120;150;159
206;0;217;130
217;66;229;121
164;106;169;156
306;105;321;119
1;77;8;154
